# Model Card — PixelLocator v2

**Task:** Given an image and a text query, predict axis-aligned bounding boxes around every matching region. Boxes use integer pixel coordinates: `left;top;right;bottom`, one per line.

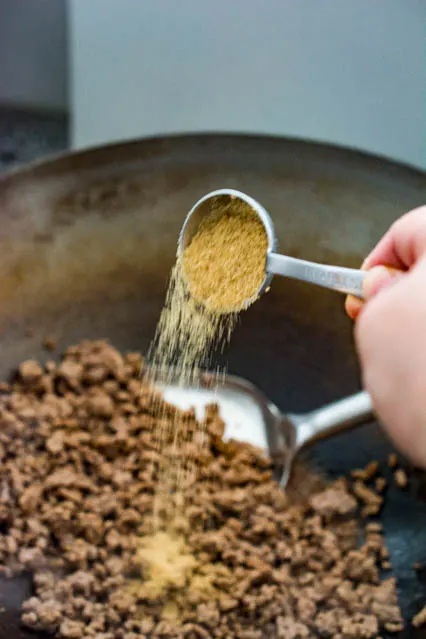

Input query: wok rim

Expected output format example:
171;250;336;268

0;131;424;184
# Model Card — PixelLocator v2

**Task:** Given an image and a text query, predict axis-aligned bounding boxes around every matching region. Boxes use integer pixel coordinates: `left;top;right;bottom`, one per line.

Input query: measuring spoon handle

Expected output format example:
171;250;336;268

267;253;366;299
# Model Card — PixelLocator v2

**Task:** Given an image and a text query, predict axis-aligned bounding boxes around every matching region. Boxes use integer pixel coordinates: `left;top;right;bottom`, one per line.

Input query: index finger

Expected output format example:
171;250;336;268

364;205;426;271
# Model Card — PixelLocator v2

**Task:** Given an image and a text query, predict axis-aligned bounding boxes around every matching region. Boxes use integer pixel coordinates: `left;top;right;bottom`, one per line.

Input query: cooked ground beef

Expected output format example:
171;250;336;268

0;340;405;638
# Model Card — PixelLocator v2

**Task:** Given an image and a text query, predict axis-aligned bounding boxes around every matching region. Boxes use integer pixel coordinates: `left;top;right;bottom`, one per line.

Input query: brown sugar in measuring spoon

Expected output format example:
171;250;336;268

178;188;366;313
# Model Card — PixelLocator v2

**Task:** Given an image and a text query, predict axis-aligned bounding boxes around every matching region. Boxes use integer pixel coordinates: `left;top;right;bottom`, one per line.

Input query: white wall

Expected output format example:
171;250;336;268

0;0;68;111
69;0;426;170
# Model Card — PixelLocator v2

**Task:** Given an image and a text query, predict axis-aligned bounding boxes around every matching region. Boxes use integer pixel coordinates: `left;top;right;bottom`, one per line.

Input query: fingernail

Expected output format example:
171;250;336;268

363;266;402;300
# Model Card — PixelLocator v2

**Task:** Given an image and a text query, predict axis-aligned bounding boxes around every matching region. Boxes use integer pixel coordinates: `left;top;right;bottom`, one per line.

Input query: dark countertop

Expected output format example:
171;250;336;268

0;107;68;173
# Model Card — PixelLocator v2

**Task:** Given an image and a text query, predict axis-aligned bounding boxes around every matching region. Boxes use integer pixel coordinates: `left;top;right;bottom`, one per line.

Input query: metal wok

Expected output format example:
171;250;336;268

0;134;425;638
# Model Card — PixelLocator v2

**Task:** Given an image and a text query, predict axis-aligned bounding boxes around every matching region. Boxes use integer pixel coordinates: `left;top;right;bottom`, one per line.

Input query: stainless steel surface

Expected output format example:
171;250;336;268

291;390;374;449
281;390;374;487
179;187;366;305
267;252;366;298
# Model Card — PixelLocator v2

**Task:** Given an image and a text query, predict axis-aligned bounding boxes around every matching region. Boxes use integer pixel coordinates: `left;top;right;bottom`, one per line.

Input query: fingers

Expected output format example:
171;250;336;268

364;205;426;270
355;260;426;467
345;266;403;321
346;207;426;468
345;294;362;321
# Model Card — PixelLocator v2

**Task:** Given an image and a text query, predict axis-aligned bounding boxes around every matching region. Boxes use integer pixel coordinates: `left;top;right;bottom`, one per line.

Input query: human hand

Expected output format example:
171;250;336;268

345;206;426;467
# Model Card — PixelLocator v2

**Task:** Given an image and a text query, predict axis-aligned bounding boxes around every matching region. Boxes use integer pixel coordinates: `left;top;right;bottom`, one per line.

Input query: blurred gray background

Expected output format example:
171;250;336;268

0;0;67;171
0;0;425;171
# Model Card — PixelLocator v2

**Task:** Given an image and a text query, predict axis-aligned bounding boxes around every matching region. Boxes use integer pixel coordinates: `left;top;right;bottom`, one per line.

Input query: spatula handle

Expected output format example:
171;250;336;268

292;391;373;451
267;253;366;299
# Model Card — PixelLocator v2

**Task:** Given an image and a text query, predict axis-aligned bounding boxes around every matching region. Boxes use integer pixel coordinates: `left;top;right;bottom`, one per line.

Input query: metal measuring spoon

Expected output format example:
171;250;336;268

161;373;373;488
178;188;366;305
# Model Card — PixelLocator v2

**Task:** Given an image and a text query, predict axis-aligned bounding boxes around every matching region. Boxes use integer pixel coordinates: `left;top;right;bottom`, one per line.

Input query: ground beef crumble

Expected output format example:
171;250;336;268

0;340;410;637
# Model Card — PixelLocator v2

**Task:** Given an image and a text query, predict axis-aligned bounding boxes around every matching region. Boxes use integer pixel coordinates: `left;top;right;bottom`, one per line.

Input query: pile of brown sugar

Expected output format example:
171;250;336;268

0;339;414;639
181;195;269;314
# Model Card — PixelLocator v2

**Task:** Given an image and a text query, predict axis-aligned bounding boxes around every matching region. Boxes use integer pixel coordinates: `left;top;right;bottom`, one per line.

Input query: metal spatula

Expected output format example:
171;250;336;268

161;373;373;488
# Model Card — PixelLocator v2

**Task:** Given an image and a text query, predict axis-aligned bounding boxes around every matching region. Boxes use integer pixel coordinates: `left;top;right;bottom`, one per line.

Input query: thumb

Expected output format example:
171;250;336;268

363;265;404;301
345;265;404;320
